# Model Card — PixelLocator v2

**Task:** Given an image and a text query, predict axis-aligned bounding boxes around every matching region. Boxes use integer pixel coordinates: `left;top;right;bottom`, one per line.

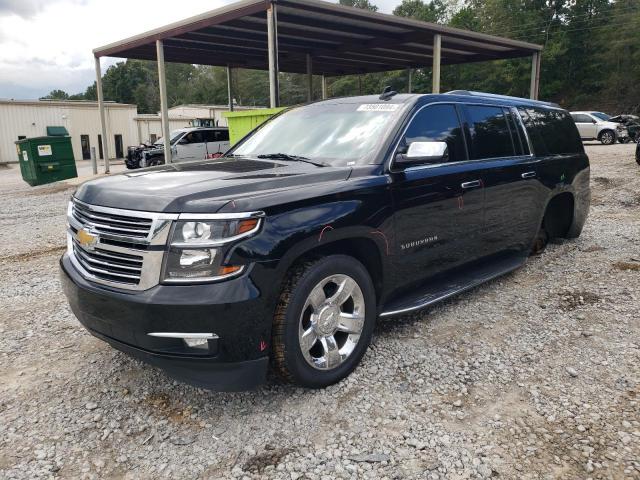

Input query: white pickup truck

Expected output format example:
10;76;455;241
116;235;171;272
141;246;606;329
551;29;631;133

135;127;231;168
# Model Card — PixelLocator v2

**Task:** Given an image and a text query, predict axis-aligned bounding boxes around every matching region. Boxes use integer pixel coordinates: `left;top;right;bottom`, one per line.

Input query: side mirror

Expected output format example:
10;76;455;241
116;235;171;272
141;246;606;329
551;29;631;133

178;138;189;145
592;119;597;124
396;141;448;166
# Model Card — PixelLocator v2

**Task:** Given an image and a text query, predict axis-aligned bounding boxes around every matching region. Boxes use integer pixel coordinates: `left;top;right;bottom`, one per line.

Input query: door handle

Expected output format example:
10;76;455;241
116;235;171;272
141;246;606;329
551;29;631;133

461;180;482;189
521;171;536;179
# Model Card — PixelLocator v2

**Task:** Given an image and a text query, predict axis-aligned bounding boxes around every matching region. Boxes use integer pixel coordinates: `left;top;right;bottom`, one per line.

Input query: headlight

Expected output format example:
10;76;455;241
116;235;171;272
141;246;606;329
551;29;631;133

162;213;264;283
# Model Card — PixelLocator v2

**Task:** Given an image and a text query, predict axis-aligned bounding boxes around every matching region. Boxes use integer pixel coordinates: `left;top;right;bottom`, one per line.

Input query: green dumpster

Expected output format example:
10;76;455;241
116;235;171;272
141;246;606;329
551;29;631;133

16;135;77;186
223;107;286;146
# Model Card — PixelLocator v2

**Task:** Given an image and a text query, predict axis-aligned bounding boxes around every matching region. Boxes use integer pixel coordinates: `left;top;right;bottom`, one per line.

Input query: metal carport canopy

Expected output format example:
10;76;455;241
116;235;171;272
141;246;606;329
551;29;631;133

93;0;542;75
91;0;543;173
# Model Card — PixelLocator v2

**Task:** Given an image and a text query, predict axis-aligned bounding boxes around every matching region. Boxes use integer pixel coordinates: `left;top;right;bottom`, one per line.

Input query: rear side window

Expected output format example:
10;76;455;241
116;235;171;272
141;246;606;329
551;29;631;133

402;104;467;162
215;130;230;142
572;113;593;123
203;130;216;142
465;106;515;159
519;108;583;155
183;131;205;144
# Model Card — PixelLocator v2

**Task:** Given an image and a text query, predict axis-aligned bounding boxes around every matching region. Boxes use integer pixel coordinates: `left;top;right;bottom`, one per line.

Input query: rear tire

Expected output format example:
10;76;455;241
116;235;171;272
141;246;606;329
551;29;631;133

272;255;376;388
531;224;549;255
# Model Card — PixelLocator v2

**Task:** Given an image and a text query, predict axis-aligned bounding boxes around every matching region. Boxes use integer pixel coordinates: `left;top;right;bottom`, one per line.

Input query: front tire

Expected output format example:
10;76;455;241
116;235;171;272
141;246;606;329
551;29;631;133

599;130;615;145
272;255;376;388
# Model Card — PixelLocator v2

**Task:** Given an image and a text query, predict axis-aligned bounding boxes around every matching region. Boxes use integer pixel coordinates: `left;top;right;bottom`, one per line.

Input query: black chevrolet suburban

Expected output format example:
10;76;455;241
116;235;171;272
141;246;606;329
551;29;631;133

60;91;590;391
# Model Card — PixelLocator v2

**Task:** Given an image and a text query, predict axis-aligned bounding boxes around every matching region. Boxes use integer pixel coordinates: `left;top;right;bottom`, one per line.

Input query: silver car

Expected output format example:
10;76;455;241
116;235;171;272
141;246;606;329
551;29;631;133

570;111;628;145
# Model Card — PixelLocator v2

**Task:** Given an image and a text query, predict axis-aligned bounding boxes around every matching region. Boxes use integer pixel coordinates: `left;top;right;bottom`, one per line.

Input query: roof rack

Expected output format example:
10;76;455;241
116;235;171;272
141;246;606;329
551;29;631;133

445;90;559;108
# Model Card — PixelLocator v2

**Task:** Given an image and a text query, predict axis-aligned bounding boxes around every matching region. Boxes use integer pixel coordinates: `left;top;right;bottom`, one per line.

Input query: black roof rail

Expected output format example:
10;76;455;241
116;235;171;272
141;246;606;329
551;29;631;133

444;90;560;108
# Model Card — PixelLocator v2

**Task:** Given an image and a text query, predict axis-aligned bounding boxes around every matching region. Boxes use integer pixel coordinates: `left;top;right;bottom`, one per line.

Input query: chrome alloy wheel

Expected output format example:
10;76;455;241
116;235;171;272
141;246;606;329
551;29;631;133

601;131;615;145
298;274;366;370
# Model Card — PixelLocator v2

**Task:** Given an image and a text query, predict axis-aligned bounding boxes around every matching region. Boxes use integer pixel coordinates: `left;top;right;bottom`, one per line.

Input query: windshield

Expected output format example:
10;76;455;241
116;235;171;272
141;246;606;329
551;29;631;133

155;130;184;146
591;112;611;121
229;102;405;166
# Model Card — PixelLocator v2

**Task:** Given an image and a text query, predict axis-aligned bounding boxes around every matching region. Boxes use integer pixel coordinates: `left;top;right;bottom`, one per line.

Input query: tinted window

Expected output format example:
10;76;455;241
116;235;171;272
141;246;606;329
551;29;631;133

504;108;526;155
591;112;610;121
465;106;515;159
571;114;593;123
519;108;583;155
183;131;205;144
202;130;216;142
401;104;467;162
215;130;229;142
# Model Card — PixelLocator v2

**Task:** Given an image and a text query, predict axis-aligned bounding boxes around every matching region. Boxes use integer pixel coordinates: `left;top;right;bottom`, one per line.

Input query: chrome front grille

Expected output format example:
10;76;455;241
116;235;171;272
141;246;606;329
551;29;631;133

72;201;153;239
72;239;143;285
67;199;178;291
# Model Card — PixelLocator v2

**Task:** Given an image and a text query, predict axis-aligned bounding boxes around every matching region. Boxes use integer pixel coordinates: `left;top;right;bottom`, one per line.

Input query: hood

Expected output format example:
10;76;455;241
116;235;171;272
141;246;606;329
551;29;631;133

74;158;352;213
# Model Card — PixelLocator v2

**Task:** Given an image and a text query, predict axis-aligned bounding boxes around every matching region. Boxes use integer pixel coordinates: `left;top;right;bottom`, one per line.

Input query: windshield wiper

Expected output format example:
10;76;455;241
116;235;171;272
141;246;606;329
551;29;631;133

257;153;326;167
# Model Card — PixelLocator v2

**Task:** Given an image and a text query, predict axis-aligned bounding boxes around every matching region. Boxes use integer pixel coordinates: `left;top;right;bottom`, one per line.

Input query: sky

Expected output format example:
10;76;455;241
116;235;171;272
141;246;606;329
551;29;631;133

0;0;402;100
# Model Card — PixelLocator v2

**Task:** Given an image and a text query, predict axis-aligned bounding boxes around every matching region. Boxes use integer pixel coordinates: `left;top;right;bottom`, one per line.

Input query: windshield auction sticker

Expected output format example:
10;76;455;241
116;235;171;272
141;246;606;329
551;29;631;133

357;104;400;112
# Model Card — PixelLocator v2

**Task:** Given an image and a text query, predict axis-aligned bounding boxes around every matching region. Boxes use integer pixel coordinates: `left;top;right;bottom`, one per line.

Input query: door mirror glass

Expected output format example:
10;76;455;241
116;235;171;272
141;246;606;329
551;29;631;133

397;141;448;165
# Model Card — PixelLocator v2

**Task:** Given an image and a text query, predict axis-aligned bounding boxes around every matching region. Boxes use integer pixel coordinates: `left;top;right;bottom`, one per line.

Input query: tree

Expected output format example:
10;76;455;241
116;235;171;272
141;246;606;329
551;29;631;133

40;89;69;100
392;0;445;23
338;0;378;12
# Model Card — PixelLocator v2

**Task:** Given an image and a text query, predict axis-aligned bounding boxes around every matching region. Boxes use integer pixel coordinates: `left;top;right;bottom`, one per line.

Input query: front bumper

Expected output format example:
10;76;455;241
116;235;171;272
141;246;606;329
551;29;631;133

60;253;274;391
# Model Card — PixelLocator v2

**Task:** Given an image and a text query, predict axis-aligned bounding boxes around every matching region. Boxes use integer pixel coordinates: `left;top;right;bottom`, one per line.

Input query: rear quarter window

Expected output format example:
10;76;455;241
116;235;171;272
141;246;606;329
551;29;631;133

518;108;583;156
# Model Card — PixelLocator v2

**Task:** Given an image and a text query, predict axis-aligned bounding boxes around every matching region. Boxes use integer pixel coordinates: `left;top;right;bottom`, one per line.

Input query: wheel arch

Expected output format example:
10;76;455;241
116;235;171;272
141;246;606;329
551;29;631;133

541;191;575;239
598;128;616;142
276;233;387;305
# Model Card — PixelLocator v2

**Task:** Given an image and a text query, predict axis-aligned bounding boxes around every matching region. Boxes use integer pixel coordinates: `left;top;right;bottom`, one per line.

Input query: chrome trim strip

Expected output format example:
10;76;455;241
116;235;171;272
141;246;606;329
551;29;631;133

73;248;142;273
73;198;179;221
147;332;219;339
177;211;265;220
162;265;245;284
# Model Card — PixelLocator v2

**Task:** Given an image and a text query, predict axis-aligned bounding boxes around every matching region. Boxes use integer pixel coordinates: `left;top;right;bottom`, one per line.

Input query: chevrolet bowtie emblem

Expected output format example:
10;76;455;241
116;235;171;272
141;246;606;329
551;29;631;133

77;228;99;250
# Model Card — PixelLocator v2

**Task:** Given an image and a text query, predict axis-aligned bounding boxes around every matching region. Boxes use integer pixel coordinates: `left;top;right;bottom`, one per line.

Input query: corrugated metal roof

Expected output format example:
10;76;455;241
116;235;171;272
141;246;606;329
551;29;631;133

94;0;541;76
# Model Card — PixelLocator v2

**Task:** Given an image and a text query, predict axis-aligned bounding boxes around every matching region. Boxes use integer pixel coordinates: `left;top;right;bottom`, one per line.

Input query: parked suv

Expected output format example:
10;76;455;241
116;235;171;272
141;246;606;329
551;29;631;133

61;91;590;391
127;127;230;168
570;111;628;144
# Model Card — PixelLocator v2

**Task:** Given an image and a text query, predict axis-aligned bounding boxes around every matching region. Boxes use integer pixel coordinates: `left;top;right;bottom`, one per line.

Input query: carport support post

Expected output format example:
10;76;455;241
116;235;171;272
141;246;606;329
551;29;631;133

94;56;109;174
321;75;327;100
267;3;279;108
156;40;172;164
530;51;541;100
306;54;313;102
227;66;234;112
432;34;441;94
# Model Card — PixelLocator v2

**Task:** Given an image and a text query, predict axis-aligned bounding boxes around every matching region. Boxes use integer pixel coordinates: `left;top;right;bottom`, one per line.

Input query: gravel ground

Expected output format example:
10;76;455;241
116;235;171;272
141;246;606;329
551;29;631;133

0;145;638;480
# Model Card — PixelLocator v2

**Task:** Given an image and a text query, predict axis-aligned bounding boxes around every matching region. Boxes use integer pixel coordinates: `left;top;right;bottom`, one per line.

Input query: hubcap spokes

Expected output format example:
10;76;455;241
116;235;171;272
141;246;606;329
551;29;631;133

299;274;365;370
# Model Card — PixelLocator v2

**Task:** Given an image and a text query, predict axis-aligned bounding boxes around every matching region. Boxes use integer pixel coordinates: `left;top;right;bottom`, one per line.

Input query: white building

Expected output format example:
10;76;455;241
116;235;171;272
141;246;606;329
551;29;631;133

134;104;261;145
0;99;138;164
0;100;262;164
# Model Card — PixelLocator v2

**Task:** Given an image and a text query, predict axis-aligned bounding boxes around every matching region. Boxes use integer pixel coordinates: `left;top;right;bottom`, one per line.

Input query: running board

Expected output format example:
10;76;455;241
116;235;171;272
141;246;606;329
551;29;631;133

379;252;526;318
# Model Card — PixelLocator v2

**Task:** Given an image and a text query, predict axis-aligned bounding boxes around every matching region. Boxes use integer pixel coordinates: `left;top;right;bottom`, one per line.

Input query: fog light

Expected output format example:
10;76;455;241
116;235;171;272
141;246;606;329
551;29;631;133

183;337;209;349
